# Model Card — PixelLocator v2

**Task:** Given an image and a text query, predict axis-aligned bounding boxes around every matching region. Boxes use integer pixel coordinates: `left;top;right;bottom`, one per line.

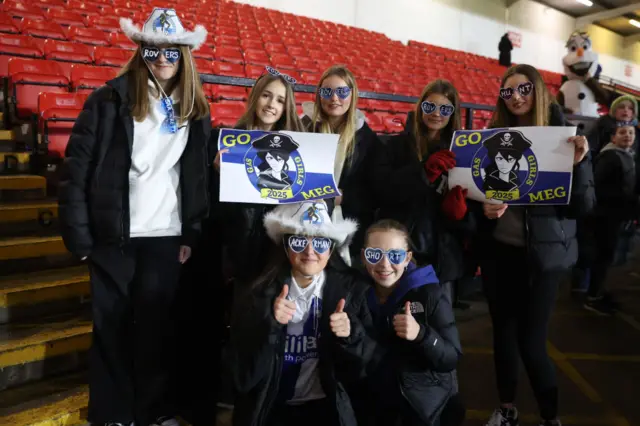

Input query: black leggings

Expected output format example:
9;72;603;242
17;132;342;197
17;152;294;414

481;240;562;421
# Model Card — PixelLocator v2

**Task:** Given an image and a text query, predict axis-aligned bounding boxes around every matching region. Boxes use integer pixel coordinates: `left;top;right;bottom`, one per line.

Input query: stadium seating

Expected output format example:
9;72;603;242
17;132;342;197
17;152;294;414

0;0;576;159
38;91;87;157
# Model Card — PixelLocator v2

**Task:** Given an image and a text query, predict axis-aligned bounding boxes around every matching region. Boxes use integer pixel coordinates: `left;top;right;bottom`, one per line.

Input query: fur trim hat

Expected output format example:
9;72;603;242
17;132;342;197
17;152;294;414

120;8;207;51
610;95;638;118
264;200;358;248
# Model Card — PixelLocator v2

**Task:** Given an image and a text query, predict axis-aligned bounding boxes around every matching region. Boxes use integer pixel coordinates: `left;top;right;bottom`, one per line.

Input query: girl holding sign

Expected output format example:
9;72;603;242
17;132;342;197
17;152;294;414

205;68;305;288
59;8;210;426
302;65;386;261
227;200;377;426
377;80;473;306
478;64;594;426
350;219;465;426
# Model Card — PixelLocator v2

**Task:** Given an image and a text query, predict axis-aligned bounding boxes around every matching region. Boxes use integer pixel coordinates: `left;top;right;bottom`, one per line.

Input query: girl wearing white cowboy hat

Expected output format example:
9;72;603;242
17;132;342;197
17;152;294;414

59;8;210;426
226;200;378;426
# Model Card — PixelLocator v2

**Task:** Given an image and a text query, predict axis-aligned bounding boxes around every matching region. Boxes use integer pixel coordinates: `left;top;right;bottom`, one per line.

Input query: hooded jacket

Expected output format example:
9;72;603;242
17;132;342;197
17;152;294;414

301;102;387;257
594;142;639;219
58;73;210;258
359;263;462;425
227;259;378;426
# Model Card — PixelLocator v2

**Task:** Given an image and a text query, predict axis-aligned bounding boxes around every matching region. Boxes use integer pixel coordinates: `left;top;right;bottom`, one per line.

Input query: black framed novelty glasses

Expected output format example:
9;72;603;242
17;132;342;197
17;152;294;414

499;82;533;100
319;86;352;100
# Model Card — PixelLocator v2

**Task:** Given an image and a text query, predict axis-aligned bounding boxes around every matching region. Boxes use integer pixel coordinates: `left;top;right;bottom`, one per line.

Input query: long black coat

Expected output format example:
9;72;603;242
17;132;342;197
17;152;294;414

58;73;210;257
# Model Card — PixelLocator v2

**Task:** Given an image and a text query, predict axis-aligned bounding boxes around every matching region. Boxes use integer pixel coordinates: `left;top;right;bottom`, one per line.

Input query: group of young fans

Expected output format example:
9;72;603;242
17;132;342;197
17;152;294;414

57;7;638;426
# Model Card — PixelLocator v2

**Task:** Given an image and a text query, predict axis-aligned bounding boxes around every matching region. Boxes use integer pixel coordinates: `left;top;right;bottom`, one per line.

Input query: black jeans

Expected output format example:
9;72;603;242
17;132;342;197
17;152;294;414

589;219;628;298
87;237;182;425
481;239;562;421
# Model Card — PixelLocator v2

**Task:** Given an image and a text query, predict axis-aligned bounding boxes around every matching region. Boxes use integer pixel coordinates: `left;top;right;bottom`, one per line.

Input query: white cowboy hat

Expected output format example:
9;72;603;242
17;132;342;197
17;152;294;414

120;8;207;51
264;200;358;248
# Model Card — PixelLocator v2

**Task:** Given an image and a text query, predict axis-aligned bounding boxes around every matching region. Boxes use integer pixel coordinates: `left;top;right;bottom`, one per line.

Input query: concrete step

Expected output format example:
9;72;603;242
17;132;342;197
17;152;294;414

0;235;67;261
0;200;59;237
0;175;46;201
0;313;91;391
0;372;88;425
0;130;14;141
0;266;90;324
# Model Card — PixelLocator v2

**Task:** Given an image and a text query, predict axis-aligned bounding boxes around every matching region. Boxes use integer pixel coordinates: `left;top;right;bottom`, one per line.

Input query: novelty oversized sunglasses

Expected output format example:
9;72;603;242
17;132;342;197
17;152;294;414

421;101;455;117
319;86;352;100
141;46;181;64
363;247;408;265
499;82;533;100
265;66;297;85
287;235;333;255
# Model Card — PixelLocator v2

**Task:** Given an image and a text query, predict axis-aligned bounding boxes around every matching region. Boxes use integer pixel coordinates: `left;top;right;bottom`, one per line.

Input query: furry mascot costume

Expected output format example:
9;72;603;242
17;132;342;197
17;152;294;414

557;31;609;133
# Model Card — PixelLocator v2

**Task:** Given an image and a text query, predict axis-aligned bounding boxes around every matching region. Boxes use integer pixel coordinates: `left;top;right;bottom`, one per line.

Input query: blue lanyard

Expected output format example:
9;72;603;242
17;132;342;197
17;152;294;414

160;96;178;134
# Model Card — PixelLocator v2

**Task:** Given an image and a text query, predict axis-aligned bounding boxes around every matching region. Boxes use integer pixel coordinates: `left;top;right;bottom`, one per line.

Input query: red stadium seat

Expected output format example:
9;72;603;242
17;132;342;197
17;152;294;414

31;0;66;11
86;16;121;32
1;1;45;20
8;58;68;118
382;114;405;133
365;113;385;133
206;84;248;101
68;27;109;46
0;14;19;34
270;53;294;70
210;101;246;128
94;46;131;67
213;61;246;78
109;32;136;50
214;45;244;64
44;40;93;79
38;92;88;158
20;18;67;40
244;49;270;66
0;34;42;76
47;9;86;27
194;58;214;74
70;64;117;93
67;1;102;17
193;45;214;61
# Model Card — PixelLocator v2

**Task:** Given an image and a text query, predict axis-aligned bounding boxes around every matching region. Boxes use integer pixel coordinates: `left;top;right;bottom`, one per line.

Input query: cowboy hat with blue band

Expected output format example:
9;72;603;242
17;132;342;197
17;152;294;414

120;8;207;51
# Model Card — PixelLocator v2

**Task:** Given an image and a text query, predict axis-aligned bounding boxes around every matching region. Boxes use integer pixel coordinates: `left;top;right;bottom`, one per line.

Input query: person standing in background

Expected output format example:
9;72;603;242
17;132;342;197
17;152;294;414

499;33;514;67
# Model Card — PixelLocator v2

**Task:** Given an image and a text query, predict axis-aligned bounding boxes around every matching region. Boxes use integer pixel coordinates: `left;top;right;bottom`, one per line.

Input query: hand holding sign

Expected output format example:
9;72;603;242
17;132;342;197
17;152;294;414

442;185;468;221
273;285;296;325
214;149;229;173
393;301;420;341
330;299;350;337
568;135;588;165
425;150;456;183
483;203;509;219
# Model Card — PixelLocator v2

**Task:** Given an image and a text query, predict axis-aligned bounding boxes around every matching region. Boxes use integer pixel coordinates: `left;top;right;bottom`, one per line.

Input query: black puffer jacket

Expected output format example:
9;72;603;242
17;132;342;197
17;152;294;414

227;260;378;426
594;143;639;219
471;104;596;271
58;74;210;258
354;264;462;426
377;128;475;282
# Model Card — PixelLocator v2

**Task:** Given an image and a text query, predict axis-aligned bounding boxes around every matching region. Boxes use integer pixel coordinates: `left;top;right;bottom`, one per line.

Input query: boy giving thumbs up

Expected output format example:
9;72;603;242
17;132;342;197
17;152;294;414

227;201;378;426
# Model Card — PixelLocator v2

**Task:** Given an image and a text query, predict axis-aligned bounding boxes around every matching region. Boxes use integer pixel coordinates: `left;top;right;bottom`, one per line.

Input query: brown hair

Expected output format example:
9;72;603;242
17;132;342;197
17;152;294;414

311;65;359;161
365;219;413;251
412;79;461;160
235;73;304;131
490;64;553;128
119;45;209;124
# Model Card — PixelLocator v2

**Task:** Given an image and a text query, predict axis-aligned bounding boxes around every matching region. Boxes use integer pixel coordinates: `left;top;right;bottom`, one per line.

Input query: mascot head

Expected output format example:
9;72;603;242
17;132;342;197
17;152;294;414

563;31;599;80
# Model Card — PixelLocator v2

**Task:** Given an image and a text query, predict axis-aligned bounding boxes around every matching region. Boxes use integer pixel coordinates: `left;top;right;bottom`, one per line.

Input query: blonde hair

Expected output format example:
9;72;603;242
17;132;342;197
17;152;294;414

412;79;461;160
235;73;304;131
120;45;209;123
490;64;553;128
311;65;359;161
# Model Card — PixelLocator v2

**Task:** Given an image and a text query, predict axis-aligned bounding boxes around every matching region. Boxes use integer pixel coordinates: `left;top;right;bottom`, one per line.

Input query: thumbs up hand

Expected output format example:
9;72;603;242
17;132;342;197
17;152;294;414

273;284;296;325
393;301;420;341
330;299;351;338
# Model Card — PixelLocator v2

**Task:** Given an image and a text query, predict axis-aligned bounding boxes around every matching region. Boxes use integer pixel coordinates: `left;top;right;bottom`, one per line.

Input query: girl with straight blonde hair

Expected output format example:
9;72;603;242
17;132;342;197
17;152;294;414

301;65;385;262
59;8;210;426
